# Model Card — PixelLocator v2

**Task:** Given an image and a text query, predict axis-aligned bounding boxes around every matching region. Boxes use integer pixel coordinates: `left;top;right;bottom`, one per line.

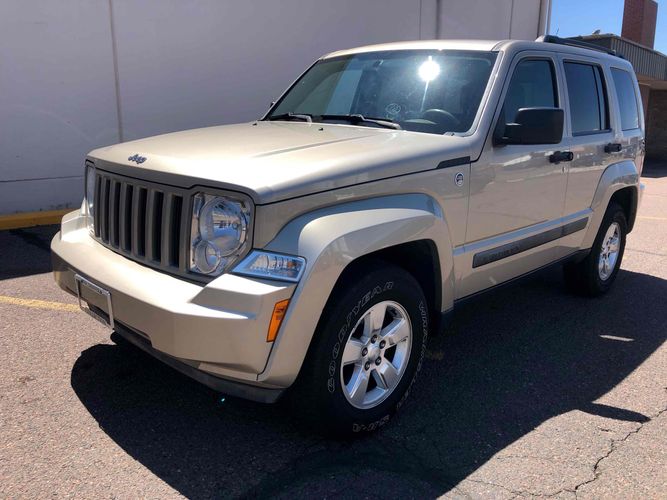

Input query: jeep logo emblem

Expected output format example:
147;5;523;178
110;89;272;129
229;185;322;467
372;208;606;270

128;154;147;164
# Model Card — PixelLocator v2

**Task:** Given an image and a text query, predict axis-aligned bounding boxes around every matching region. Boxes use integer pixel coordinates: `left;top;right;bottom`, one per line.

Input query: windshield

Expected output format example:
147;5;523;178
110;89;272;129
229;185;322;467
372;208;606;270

267;50;497;135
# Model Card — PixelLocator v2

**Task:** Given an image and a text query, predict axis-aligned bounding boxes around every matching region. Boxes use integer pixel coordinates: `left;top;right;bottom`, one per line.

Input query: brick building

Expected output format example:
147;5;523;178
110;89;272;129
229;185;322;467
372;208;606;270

623;0;659;48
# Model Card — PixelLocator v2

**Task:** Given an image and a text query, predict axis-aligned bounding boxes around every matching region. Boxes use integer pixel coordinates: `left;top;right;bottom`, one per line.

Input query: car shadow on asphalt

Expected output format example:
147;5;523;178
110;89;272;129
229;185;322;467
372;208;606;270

0;225;59;280
70;267;667;499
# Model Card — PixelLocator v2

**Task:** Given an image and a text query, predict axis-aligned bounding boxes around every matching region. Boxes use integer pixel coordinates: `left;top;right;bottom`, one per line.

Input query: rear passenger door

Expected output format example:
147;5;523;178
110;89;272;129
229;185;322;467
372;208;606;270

558;55;617;249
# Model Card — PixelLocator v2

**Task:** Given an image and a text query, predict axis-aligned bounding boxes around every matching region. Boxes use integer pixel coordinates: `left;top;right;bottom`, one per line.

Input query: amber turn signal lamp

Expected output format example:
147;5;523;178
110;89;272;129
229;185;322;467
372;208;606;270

267;299;290;342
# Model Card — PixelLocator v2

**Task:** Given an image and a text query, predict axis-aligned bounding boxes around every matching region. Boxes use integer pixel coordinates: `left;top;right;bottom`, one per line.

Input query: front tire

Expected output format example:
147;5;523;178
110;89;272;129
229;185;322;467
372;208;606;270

564;202;627;296
290;262;429;436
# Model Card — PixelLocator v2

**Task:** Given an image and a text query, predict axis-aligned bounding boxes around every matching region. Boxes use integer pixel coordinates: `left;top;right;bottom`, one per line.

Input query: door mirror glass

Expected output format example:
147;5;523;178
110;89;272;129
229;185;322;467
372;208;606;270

495;107;564;145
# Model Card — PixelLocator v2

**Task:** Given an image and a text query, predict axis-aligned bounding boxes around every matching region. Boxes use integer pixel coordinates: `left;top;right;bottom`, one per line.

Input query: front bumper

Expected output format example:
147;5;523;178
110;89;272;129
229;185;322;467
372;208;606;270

52;211;295;400
112;322;283;402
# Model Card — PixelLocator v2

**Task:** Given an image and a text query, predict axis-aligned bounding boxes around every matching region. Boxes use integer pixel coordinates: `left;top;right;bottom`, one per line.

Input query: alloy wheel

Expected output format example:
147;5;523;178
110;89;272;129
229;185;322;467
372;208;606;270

339;300;412;409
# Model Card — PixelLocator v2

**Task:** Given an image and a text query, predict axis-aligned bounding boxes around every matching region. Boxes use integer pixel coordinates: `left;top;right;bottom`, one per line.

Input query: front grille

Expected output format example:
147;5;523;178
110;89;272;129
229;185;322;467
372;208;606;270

93;170;190;275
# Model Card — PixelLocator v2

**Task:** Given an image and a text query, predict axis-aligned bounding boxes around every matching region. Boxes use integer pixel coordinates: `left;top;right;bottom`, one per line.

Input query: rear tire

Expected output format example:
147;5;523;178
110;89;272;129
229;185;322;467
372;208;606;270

289;262;429;436
564;202;627;297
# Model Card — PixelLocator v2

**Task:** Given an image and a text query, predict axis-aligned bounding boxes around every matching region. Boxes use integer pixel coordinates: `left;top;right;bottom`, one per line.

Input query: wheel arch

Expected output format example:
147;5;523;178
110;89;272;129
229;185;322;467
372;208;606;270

327;239;442;333
609;186;639;233
583;160;640;248
257;193;454;388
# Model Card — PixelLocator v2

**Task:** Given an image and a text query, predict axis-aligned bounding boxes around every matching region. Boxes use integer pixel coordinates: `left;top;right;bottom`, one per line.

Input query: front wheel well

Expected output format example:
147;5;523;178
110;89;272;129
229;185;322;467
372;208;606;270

609;186;638;232
332;240;442;333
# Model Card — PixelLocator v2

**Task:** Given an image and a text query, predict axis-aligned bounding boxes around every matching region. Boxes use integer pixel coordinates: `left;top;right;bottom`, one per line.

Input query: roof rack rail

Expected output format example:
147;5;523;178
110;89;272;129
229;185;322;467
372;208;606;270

536;35;623;58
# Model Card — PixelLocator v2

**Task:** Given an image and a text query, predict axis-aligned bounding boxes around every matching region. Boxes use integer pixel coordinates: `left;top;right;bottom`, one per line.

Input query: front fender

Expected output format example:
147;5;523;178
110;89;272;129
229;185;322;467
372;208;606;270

257;194;453;387
582;160;639;249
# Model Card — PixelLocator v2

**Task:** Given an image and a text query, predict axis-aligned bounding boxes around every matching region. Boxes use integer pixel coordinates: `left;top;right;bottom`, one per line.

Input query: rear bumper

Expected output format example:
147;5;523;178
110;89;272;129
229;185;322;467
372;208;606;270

51;211;295;399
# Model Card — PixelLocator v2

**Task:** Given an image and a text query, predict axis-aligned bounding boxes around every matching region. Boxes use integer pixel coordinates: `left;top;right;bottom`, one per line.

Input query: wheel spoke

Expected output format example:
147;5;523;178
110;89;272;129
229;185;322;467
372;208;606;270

608;236;620;253
347;369;370;406
381;318;409;346
341;338;365;365
363;302;387;338
374;359;400;390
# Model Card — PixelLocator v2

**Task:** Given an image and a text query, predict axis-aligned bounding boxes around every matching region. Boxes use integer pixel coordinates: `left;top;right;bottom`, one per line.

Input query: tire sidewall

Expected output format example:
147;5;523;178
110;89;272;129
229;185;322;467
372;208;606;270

314;267;429;434
592;207;627;292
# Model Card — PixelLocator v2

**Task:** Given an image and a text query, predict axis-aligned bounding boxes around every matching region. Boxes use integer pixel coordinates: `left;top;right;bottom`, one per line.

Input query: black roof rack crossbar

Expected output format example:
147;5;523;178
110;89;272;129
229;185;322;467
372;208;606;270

536;35;623;58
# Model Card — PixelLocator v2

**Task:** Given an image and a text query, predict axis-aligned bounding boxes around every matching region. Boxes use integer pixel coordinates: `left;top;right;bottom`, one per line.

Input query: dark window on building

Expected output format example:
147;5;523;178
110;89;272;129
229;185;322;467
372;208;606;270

564;62;610;135
497;59;558;137
611;68;640;130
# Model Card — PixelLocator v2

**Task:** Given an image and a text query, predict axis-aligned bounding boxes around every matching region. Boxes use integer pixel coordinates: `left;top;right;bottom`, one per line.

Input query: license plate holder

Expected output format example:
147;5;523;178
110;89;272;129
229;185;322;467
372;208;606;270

74;274;114;330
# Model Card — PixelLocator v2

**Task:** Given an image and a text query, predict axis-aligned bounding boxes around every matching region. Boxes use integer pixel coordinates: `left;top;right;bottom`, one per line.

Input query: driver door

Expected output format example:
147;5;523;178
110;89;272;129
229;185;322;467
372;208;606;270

457;53;569;298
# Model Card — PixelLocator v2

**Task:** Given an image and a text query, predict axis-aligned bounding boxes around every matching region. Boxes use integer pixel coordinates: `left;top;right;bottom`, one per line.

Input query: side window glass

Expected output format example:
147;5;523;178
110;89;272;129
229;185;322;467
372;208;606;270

611;68;640;130
564;62;610;135
497;59;557;137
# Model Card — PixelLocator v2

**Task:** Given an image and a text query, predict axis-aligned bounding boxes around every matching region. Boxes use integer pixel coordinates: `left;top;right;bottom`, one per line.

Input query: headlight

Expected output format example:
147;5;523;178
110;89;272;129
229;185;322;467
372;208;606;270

84;163;96;230
190;193;251;276
233;251;305;282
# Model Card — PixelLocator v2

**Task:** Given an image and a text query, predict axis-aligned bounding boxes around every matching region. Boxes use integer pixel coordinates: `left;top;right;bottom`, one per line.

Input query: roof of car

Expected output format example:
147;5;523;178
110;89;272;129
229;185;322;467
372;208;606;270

322;40;502;58
322;39;632;67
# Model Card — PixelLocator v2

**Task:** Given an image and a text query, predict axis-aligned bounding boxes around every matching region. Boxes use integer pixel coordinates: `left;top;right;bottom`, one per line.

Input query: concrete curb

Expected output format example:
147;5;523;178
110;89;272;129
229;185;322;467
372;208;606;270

0;209;70;230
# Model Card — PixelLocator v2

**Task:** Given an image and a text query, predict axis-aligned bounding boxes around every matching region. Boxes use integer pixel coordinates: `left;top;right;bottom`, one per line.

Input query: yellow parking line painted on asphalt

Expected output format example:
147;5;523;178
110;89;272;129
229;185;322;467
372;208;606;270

0;295;80;312
637;216;667;221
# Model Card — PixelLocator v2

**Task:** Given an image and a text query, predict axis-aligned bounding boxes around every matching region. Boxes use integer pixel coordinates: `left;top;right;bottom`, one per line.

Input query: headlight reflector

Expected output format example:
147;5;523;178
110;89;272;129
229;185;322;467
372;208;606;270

193;240;223;274
233;251;305;282
190;193;251;276
199;197;248;255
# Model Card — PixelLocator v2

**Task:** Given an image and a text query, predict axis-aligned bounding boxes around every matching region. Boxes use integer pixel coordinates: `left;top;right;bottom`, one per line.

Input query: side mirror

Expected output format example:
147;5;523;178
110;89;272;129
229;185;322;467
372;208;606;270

494;107;564;145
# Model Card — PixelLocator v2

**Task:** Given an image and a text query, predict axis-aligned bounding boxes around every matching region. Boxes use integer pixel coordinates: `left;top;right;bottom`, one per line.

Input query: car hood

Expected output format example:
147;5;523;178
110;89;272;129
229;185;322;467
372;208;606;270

89;121;471;204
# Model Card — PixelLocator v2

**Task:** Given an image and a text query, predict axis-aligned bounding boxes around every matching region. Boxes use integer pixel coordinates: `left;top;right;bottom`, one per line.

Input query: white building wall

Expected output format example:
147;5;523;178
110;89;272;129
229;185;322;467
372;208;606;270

0;1;119;215
0;0;549;215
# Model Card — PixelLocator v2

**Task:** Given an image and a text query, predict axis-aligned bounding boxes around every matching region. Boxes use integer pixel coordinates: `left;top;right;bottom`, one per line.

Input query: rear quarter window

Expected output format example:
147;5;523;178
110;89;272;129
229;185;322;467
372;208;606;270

611;68;640;130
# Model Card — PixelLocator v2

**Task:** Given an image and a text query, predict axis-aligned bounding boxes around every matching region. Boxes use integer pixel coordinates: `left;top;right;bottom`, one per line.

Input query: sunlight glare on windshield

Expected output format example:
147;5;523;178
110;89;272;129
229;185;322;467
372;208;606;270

418;56;441;82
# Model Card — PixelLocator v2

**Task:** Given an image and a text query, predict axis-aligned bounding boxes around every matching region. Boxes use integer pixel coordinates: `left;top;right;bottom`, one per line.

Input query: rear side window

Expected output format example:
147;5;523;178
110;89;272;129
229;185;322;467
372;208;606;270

564;62;609;135
611;68;640;130
497;59;557;137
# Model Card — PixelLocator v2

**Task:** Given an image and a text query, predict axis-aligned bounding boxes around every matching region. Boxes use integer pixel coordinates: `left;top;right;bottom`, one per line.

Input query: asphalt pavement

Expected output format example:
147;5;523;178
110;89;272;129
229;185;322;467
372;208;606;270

1;164;665;499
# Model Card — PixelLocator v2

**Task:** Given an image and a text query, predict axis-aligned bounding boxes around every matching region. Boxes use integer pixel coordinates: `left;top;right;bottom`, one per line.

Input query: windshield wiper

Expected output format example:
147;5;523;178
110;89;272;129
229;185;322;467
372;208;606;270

318;114;401;130
267;112;313;123
268;112;401;130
